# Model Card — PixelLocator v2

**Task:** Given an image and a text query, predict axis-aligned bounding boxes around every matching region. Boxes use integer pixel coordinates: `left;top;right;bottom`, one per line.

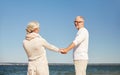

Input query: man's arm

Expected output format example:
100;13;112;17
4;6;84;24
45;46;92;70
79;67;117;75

61;42;75;54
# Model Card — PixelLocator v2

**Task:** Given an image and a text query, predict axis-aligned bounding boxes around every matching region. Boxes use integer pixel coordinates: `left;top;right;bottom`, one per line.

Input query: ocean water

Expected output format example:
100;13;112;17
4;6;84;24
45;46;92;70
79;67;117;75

0;64;120;75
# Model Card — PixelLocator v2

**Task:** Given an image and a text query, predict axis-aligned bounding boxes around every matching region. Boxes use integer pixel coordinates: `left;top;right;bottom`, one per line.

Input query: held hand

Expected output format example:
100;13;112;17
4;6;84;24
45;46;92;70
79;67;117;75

59;48;67;54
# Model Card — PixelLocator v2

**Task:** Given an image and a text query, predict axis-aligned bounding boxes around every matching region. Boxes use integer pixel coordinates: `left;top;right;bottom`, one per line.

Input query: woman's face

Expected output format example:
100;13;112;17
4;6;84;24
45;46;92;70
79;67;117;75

33;28;39;33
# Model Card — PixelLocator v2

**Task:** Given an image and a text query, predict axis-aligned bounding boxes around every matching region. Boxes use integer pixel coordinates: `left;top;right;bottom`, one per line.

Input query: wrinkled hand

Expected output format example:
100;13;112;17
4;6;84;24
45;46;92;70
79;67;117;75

59;48;67;54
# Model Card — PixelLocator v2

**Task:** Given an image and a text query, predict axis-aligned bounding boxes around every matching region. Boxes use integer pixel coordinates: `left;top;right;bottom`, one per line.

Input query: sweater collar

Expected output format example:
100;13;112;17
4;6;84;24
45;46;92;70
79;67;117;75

26;32;40;41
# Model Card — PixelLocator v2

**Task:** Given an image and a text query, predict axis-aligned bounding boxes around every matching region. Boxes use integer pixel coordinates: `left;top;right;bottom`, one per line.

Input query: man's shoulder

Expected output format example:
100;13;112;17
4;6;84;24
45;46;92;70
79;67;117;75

82;28;89;32
78;27;87;32
77;28;89;35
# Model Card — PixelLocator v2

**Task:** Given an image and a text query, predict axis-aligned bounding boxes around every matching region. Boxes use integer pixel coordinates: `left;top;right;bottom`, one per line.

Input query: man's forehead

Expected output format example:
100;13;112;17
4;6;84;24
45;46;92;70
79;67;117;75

75;16;84;21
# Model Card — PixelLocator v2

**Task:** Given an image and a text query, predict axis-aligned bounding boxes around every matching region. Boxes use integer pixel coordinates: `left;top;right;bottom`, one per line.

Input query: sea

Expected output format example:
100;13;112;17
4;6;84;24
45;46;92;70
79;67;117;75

0;63;120;75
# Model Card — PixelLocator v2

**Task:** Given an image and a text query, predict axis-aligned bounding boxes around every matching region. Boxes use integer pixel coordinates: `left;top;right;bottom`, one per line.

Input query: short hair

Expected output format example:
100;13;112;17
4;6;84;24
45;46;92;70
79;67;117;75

26;21;39;33
76;16;84;22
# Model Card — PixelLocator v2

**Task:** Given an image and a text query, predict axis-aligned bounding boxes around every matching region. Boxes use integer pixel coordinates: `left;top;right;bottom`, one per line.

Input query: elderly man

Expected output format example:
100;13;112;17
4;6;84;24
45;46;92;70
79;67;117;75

61;16;89;75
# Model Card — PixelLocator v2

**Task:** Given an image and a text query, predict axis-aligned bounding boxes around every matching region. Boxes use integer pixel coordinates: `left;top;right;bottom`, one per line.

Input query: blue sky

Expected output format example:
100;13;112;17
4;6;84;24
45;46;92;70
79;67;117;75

0;0;120;64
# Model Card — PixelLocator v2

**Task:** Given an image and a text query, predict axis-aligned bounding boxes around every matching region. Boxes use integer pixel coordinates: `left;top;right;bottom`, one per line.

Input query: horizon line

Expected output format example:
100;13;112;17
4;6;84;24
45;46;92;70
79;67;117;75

0;62;120;66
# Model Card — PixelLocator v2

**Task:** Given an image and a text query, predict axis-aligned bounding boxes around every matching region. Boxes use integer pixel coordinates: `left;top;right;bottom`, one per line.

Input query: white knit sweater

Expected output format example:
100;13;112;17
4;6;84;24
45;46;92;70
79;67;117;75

23;32;59;61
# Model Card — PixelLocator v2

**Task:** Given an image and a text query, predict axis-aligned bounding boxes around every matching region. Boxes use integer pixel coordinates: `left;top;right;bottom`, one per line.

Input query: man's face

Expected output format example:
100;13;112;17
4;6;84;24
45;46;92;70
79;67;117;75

74;17;84;30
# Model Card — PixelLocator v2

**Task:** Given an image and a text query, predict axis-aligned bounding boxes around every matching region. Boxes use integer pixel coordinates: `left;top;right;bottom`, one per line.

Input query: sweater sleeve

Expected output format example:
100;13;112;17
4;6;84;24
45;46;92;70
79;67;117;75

41;37;59;52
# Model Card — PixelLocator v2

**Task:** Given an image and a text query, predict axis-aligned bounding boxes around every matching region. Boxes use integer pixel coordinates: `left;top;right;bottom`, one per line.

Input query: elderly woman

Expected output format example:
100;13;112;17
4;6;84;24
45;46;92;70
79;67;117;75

23;21;59;75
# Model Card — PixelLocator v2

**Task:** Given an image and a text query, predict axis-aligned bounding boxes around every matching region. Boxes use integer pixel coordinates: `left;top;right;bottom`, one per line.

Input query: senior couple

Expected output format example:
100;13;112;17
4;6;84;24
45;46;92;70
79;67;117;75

23;16;89;75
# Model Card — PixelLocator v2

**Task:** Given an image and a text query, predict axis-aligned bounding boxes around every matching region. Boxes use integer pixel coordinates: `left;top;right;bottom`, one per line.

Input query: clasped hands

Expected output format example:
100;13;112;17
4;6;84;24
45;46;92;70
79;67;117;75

59;48;68;54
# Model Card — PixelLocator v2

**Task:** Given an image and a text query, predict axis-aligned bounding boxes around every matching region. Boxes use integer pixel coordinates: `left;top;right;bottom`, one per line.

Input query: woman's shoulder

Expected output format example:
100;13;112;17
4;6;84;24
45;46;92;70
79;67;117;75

23;39;28;46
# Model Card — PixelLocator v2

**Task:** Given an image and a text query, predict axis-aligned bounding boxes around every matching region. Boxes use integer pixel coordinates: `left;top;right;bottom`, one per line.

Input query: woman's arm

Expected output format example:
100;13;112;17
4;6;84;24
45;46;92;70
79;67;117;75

41;37;59;52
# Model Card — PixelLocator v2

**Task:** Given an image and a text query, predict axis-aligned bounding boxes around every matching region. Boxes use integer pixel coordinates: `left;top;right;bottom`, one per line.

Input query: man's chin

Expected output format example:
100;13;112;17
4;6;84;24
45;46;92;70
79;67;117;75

76;27;80;30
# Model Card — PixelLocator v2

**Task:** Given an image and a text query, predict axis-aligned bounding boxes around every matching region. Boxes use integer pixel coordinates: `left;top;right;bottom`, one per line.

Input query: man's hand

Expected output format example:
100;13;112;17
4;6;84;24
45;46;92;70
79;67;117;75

60;48;67;54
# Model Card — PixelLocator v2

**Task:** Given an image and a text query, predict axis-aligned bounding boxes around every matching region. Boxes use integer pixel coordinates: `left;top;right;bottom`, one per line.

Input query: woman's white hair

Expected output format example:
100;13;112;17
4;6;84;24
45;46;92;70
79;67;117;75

26;21;40;33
